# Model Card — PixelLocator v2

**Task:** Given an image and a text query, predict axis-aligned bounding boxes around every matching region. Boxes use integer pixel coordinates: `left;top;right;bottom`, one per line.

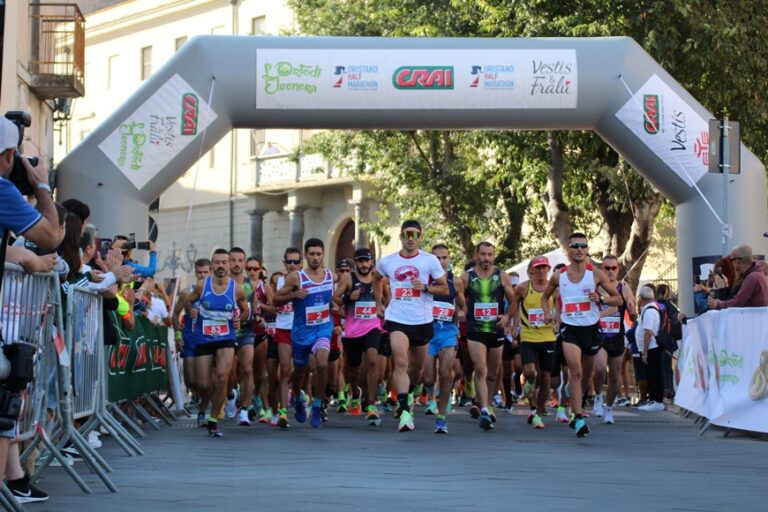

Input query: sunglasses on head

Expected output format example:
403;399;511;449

401;231;421;240
602;265;618;271
284;258;301;265
569;242;588;249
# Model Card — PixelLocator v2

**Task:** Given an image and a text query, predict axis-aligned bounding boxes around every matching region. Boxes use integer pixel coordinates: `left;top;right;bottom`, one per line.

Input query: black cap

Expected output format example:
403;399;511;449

336;259;351;270
400;219;422;232
354;248;373;260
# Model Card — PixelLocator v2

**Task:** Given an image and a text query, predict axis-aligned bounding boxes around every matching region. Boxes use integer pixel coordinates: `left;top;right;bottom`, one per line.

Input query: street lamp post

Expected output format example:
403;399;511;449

158;241;198;278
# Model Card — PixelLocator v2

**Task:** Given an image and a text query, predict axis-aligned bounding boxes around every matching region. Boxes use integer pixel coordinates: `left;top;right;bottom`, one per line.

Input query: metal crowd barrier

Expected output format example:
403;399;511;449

0;263;190;508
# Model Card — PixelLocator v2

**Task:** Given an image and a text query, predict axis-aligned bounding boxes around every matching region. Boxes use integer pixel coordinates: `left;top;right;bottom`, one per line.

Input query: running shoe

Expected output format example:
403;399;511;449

207;421;223;437
434;417;448;434
225;389;239;419
523;381;534;397
278;411;289;429
459;395;474;408
593;393;604;417
377;385;388;406
247;407;258;422
366;405;381;426
349;398;362;417
603;407;615;425
310;405;323;428
7;476;49;503
568;413;577;430
575;417;589;438
469;405;481;419
260;408;272;423
527;409;536;424
398;410;415;432
492;393;504;408
532;414;545;429
425;399;438;416
294;391;307;423
638;400;665;412
270;414;279;427
238;409;251;426
336;398;348;413
479;411;494;431
613;397;631;407
556;407;570;423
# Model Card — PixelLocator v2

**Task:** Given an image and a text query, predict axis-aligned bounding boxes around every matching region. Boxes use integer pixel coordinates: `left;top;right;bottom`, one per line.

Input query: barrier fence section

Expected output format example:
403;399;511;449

675;307;768;434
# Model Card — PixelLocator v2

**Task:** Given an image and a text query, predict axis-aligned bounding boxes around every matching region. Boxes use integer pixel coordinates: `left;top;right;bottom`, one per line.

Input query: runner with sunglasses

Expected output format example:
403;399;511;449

246;256;275;423
271;248;303;428
374;220;448;432
541;233;621;438
593;255;637;424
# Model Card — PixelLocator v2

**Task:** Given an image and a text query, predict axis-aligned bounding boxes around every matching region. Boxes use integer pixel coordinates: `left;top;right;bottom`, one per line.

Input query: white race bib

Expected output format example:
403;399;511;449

527;308;546;327
474;302;499;322
202;319;230;337
305;304;330;325
432;301;455;322
394;282;421;301
563;295;591;319
354;301;377;320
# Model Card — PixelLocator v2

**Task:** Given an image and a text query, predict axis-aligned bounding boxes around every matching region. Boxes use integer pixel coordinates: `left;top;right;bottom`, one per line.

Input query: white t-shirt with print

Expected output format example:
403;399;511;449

376;250;445;325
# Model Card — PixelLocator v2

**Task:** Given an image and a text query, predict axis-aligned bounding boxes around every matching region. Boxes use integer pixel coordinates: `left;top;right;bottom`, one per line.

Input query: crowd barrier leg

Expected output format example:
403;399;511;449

698;420;712;435
81;412;141;457
143;394;174;425
0;484;26;512
30;429;92;494
100;408;144;454
108;403;147;438
152;392;179;422
131;401;161;430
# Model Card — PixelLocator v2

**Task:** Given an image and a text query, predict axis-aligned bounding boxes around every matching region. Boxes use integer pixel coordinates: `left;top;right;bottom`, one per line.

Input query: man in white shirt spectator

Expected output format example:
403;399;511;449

637;286;665;411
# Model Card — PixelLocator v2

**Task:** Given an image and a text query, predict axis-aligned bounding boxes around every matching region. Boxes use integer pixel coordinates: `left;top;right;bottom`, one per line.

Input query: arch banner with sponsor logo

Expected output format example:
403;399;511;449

675;307;768;433
106;312;168;402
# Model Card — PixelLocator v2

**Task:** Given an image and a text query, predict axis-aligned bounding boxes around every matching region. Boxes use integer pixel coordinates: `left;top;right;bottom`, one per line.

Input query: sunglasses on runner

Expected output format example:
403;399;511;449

284;259;301;265
569;242;588;249
246;266;261;272
401;231;421;240
602;265;618;271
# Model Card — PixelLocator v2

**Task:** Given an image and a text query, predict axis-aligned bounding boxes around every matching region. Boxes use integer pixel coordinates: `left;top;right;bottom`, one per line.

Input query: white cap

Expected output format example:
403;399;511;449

0;117;19;153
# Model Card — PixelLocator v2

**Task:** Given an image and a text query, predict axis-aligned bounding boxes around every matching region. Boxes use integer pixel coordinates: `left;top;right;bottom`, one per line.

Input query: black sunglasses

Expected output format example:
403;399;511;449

284;258;301;265
569;242;588;249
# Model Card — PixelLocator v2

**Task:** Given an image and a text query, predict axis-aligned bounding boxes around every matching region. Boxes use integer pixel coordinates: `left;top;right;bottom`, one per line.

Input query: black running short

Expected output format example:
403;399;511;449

194;340;236;357
601;334;625;359
502;339;519;361
266;336;278;360
520;341;556;374
467;331;505;349
342;330;382;367
378;332;392;357
383;321;433;347
560;323;602;357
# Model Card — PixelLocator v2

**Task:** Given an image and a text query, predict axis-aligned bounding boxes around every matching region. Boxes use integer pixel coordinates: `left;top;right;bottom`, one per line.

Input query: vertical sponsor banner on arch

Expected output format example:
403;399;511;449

255;49;578;110
98;73;218;190
615;74;710;185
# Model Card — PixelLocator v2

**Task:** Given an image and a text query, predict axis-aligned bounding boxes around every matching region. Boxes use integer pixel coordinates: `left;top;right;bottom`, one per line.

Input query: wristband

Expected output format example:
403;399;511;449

35;182;52;195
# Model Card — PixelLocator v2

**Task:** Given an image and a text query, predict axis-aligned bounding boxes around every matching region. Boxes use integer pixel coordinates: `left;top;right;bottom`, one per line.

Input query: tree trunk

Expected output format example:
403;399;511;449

546;131;573;250
619;192;663;292
497;184;527;265
594;173;634;256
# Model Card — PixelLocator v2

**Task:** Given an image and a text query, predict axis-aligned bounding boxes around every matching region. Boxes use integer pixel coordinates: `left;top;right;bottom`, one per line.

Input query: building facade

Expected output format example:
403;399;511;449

56;0;394;286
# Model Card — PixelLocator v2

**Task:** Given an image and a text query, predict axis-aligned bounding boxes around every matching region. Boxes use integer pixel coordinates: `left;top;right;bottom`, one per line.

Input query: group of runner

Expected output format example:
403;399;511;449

173;220;641;438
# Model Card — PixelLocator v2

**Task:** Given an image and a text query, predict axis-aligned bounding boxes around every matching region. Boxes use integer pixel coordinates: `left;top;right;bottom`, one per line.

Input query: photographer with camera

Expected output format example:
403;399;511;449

1;115;62;502
112;237;158;278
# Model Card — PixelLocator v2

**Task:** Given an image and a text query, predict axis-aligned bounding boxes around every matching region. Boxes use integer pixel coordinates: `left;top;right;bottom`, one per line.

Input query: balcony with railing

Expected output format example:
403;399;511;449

252;152;349;189
28;3;85;99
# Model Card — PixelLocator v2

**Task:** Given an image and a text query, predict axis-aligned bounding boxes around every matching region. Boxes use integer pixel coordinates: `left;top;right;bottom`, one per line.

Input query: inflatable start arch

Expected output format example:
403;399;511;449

57;36;768;313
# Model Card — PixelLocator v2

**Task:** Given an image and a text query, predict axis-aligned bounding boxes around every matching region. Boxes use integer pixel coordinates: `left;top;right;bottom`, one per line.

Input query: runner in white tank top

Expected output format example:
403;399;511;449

540;233;621;439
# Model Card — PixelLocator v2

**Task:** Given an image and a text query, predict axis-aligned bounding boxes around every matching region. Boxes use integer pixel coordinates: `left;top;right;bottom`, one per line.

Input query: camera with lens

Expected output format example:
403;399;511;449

4;112;39;197
0;342;36;430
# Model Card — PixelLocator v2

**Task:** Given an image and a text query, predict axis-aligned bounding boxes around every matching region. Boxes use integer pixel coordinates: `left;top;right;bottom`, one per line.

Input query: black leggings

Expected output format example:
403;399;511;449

645;347;664;403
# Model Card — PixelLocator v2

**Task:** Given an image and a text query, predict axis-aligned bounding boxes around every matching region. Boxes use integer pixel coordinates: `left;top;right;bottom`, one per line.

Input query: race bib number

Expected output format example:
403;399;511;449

432;301;455;322
354;301;377;320
528;308;546;327
600;317;621;334
563;296;591;318
305;304;330;326
474;302;499;322
267;322;276;337
278;302;294;316
202;319;230;337
394;283;422;301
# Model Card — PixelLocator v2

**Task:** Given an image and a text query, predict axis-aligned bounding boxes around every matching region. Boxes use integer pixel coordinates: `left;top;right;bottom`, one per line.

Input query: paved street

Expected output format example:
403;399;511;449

30;405;768;512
